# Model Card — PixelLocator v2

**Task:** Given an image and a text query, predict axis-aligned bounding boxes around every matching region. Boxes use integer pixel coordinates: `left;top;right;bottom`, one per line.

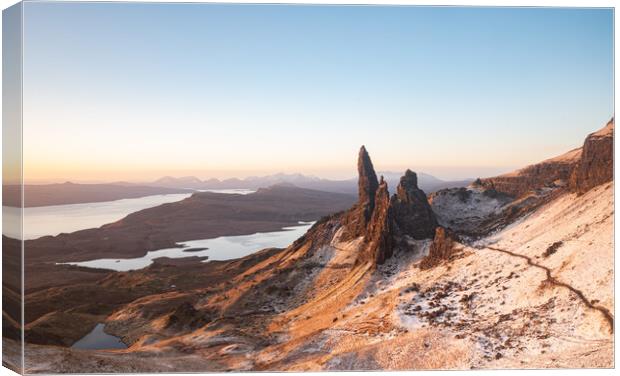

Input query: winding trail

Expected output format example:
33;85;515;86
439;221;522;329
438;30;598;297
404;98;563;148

485;246;614;334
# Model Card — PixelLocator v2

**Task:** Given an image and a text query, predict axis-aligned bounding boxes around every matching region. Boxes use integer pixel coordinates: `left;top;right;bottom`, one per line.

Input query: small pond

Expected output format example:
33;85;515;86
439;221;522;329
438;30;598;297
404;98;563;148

71;323;127;350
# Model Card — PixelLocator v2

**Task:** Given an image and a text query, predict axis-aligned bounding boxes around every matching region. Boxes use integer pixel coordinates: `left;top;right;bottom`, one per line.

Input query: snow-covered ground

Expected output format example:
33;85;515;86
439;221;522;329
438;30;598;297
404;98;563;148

430;186;513;233
310;182;613;369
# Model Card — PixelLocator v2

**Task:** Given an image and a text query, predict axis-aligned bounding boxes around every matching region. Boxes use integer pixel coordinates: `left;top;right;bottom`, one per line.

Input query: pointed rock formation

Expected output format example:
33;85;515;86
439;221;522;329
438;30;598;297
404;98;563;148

570;118;614;195
341;146;381;241
342;148;439;265
358;146;380;224
420;226;456;269
391;170;438;240
360;177;394;265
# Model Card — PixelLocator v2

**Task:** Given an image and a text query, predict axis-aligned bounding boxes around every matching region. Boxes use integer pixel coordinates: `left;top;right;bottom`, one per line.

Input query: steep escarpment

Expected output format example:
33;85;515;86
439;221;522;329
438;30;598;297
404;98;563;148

433;119;614;238
570;118;614;194
473;148;581;198
475;119;613;199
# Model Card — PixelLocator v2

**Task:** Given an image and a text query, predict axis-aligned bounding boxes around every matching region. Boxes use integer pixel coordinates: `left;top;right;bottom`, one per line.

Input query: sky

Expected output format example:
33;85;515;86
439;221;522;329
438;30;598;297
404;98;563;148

21;3;613;183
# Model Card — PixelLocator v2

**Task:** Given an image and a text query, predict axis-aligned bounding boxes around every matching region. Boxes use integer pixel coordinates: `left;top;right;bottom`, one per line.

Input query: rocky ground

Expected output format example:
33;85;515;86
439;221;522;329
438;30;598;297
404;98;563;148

14;181;613;372
4;119;614;373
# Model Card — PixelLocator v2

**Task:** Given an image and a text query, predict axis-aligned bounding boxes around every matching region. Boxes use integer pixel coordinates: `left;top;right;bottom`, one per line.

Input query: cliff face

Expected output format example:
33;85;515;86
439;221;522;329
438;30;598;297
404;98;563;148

570;119;614;195
360;178;394;264
475;119;613;198
473;149;580;198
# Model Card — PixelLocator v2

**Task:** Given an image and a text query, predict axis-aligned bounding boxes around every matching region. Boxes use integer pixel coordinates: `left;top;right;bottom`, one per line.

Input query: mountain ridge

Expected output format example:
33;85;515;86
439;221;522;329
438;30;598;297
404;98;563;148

148;171;473;195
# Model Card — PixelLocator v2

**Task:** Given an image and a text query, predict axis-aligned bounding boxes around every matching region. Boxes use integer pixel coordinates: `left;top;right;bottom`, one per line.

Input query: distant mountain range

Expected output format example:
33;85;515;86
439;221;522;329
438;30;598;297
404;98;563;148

7;172;471;208
149;172;473;195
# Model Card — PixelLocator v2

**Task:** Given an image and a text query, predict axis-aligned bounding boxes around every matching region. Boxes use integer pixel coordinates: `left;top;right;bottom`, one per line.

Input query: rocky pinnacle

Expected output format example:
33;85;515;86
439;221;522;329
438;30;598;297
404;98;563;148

344;148;438;266
357;146;379;223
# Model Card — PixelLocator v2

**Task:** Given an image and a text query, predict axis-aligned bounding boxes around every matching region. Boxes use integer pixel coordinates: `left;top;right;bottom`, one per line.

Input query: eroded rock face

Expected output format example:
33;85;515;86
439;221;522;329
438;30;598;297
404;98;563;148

358;146;380;220
165;302;211;330
570;119;614;195
420;227;455;269
473;150;580;198
342;148;438;265
391;170;437;240
341;146;380;241
360;178;394;265
474;119;614;198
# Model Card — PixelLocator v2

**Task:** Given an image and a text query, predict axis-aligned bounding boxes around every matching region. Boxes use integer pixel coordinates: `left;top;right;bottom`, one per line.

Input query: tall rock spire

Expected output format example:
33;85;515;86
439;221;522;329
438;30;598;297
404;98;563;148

357;146;379;223
361;176;394;264
341;146;381;241
342;148;438;266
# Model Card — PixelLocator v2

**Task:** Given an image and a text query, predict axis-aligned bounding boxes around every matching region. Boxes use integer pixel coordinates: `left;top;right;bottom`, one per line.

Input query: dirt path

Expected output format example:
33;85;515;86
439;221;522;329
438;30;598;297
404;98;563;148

485;246;614;333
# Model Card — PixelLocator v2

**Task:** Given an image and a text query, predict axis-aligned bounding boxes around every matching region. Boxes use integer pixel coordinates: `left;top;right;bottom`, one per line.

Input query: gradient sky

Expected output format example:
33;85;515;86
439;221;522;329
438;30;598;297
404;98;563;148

22;3;613;182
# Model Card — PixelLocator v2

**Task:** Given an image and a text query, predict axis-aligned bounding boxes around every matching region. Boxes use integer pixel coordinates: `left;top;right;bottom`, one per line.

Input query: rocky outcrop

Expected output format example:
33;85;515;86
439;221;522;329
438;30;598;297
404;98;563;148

342;147;438;265
474;118;614;198
473;148;580;198
341;146;380;241
419;227;456;269
570;119;614;194
165;302;211;330
391;170;438;239
358;146;380;220
433;118;614;238
360;177;394;265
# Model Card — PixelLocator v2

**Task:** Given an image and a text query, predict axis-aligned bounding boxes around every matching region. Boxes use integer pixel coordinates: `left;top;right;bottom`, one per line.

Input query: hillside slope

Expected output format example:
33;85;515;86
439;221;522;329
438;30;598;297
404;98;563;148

18;181;614;372
11;120;614;373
